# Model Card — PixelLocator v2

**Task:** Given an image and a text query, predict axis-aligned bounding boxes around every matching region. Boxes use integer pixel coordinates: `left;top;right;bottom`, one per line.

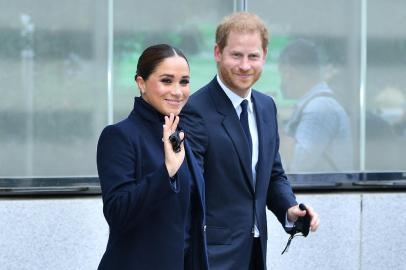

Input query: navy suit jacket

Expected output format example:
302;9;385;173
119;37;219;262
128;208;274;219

97;97;208;270
181;77;297;270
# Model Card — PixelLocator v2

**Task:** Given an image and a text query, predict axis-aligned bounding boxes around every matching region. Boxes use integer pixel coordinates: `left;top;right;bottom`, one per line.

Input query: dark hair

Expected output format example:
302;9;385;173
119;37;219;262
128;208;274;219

135;44;189;81
279;39;320;68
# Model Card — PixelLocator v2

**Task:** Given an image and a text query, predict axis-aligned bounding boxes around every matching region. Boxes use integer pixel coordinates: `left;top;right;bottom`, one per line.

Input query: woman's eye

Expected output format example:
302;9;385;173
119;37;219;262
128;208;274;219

180;79;190;85
161;78;172;84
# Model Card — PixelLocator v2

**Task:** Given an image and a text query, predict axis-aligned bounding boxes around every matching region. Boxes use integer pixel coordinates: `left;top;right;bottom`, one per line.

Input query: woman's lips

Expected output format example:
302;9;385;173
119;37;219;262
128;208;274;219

165;99;182;106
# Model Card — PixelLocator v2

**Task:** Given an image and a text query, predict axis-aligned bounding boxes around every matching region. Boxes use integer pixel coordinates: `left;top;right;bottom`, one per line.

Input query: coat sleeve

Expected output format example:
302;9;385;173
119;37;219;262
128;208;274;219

180;103;209;172
266;100;297;228
97;125;179;233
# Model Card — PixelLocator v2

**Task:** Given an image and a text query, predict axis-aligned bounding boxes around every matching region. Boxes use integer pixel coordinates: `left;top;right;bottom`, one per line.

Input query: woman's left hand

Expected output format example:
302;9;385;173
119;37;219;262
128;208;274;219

163;113;185;177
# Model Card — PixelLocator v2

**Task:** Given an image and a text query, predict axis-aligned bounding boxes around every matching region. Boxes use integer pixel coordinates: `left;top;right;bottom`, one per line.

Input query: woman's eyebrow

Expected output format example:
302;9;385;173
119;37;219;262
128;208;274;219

159;74;174;78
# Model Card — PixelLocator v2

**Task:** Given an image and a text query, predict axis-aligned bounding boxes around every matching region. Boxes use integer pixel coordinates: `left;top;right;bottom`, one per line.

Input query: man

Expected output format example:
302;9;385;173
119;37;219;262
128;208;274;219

181;12;319;270
279;39;353;174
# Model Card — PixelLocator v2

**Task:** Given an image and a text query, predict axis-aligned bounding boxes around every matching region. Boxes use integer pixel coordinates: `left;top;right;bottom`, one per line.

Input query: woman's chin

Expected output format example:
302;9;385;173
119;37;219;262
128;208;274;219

162;108;181;116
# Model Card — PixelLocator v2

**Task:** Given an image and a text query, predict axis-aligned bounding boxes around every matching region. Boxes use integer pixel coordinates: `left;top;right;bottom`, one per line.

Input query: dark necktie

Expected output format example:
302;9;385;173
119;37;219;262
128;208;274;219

240;99;252;154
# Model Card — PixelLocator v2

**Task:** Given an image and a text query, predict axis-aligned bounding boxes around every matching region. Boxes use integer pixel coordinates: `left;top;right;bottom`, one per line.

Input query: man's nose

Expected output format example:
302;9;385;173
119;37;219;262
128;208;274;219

239;57;251;71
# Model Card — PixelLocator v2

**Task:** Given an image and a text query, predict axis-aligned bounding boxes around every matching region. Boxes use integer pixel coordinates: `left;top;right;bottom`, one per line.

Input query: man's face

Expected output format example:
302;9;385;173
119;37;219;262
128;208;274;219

215;30;266;98
278;63;294;99
279;63;310;99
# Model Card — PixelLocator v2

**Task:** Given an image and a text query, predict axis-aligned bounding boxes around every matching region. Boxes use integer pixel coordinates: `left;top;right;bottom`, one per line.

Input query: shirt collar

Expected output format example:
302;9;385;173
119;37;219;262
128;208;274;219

216;74;253;113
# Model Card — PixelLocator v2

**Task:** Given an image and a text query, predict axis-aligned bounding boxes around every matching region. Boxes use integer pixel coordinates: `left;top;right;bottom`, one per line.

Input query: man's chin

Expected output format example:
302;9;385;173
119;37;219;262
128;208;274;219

238;77;257;88
236;82;254;92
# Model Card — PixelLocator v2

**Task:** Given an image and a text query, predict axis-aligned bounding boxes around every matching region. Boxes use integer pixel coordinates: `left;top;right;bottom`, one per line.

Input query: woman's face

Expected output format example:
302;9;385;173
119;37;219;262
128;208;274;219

137;56;190;116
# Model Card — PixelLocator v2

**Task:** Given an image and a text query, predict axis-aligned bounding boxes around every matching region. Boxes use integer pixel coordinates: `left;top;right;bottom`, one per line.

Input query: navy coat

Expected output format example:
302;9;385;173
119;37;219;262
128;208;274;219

97;97;208;270
181;77;297;270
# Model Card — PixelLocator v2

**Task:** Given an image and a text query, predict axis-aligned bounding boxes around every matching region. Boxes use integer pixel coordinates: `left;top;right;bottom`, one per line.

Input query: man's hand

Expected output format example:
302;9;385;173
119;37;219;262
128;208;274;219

287;204;320;232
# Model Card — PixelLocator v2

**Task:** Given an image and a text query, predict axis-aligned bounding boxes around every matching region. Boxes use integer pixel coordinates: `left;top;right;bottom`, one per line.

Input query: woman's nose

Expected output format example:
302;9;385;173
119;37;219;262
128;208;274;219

172;85;182;95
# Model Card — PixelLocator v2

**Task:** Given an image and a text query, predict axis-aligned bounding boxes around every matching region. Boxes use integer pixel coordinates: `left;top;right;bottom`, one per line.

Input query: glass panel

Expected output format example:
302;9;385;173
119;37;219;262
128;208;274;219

0;0;108;177
250;0;360;177
365;0;406;172
113;0;235;121
2;0;404;187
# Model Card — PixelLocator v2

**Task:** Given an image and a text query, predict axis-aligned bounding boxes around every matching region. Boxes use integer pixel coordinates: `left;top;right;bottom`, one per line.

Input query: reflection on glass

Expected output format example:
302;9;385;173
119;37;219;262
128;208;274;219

20;13;35;175
365;86;404;171
0;1;108;177
112;0;233;121
2;0;405;180
278;39;354;174
365;0;406;172
393;102;406;137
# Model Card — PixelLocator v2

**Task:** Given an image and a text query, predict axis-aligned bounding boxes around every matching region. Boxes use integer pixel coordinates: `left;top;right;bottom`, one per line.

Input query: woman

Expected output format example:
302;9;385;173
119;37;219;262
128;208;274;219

97;44;208;270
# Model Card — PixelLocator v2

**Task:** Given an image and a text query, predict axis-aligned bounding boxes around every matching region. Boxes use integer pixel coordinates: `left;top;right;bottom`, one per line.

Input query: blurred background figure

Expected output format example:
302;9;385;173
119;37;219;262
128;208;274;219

278;39;354;174
366;85;404;171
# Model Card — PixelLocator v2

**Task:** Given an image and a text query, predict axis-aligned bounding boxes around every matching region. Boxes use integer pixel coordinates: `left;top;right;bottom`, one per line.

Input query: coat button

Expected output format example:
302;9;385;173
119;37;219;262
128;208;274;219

203;225;206;232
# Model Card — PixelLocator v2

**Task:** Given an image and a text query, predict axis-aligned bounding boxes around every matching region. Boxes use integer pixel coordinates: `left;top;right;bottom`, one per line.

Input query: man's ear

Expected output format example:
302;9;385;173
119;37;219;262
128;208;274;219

262;48;268;61
214;44;222;63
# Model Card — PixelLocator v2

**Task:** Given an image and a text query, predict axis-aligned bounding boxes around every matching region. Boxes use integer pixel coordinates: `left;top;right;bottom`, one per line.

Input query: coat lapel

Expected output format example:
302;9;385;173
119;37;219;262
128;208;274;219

208;78;255;193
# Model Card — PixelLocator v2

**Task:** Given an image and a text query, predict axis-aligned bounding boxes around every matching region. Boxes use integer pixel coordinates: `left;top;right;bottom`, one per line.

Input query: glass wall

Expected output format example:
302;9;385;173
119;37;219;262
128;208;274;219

112;0;234;121
251;0;361;176
0;0;108;177
1;0;405;184
365;0;406;172
251;0;406;177
0;0;235;178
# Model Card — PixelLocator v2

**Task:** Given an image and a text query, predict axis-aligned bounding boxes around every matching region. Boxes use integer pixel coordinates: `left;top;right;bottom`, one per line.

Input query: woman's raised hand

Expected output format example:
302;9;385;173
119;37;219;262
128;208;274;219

163;113;185;177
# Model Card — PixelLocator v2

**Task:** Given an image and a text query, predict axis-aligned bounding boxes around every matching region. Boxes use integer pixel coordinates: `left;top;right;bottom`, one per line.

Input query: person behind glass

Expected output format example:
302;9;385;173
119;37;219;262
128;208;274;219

97;44;208;270
279;39;353;174
181;12;319;270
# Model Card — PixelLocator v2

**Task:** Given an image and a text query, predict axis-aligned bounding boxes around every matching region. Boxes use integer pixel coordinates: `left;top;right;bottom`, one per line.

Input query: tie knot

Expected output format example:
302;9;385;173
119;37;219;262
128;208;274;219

240;99;249;112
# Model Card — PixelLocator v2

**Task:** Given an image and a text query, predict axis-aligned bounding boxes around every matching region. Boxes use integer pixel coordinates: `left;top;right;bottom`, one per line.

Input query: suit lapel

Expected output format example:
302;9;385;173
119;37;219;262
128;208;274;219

252;92;273;190
208;78;255;193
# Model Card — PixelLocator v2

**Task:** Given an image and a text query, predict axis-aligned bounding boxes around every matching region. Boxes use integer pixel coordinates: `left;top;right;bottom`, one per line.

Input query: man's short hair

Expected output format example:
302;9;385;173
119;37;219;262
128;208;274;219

279;39;320;68
215;12;269;52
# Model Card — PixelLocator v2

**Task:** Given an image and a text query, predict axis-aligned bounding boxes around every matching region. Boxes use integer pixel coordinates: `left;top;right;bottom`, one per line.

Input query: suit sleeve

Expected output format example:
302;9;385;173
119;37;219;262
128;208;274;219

266;100;297;227
180;102;208;172
97;125;179;233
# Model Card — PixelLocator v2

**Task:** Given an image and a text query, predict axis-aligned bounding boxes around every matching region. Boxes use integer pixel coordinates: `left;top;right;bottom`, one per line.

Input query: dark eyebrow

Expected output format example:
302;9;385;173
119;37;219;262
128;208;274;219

159;74;190;79
159;74;175;78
